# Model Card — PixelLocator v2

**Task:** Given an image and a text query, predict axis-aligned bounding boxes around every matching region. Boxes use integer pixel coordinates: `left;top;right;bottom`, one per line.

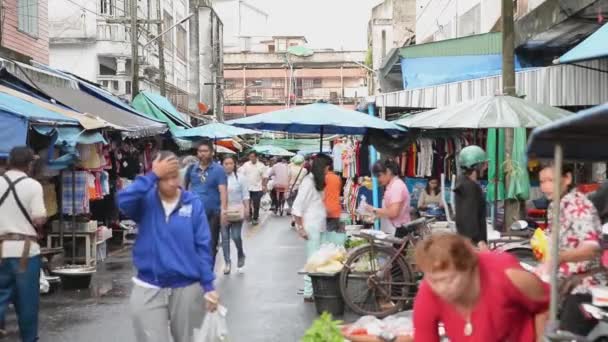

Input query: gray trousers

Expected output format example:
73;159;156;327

130;282;205;342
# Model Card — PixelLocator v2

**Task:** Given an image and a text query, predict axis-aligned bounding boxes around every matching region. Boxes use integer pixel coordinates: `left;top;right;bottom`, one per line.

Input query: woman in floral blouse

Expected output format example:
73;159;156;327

539;162;606;336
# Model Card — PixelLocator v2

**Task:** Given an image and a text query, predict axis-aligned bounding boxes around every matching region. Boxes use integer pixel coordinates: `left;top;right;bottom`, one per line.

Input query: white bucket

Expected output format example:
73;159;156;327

591;286;608;307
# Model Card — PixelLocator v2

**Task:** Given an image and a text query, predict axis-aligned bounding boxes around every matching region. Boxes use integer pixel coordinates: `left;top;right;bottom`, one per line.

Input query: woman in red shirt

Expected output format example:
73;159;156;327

413;233;549;342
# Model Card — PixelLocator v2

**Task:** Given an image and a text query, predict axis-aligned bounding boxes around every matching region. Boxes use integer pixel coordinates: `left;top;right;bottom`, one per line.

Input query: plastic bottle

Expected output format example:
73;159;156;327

357;195;369;215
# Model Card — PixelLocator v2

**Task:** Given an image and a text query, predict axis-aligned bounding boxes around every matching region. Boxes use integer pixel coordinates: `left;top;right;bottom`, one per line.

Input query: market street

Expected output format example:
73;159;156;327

2;214;318;342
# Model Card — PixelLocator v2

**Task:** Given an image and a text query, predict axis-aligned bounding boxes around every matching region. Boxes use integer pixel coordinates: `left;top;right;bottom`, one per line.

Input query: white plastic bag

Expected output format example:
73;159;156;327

194;305;229;342
39;273;49;294
304;243;346;273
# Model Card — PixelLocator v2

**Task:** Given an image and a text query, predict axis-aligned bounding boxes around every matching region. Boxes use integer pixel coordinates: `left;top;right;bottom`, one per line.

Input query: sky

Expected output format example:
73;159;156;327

246;0;382;51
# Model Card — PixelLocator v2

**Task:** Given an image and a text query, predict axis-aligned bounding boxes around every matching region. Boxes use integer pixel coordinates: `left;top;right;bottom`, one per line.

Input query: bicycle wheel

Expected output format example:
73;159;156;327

340;244;415;317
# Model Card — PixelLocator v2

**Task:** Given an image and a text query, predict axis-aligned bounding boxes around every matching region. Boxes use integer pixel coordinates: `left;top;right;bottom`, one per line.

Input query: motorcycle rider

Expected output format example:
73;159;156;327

453;145;488;247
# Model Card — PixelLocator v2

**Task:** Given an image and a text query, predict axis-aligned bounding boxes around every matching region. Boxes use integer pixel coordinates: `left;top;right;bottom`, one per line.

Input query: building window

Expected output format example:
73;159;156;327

100;0;115;15
225;80;236;89
313;78;322;88
18;0;38;36
163;11;174;48
112;80;119;90
126;81;132;94
176;25;187;60
268;44;275;53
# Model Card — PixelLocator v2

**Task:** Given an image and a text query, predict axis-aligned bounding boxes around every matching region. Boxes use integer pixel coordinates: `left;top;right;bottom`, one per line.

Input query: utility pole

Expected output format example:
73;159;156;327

502;0;518;230
130;0;139;97
188;0;201;117
157;0;166;96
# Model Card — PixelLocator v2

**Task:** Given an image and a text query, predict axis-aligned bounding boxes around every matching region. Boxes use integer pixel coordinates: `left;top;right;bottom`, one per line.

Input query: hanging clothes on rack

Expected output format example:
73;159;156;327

62;171;90;215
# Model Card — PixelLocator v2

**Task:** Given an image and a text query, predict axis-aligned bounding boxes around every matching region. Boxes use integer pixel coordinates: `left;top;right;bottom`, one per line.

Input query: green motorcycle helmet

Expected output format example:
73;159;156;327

458;145;487;169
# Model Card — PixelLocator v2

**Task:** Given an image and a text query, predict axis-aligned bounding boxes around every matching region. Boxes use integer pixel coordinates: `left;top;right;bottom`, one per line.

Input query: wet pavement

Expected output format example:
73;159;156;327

3;212;324;341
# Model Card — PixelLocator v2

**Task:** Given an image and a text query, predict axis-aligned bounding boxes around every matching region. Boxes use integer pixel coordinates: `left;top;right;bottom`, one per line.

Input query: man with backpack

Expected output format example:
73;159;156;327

0;146;47;342
184;141;227;270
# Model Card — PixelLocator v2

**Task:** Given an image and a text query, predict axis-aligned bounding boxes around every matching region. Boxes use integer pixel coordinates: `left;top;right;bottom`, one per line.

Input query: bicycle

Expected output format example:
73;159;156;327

339;217;435;317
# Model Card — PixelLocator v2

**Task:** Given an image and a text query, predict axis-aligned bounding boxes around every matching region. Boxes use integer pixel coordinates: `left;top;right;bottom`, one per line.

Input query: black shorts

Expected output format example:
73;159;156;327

560;293;596;336
326;218;340;232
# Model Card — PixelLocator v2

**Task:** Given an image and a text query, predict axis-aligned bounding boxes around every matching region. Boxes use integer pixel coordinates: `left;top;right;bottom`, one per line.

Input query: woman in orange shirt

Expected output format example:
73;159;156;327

324;165;342;232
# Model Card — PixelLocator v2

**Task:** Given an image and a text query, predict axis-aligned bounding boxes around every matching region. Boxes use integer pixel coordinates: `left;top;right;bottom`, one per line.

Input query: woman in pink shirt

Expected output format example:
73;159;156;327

367;160;411;237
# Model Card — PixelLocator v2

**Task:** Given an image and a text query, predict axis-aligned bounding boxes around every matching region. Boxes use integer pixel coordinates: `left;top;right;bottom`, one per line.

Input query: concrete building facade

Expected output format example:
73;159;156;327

223;38;368;119
47;0;221;116
367;0;416;94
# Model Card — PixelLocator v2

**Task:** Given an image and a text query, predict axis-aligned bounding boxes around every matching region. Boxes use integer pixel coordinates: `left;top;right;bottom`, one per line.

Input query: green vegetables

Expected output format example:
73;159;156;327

345;237;367;250
302;312;343;342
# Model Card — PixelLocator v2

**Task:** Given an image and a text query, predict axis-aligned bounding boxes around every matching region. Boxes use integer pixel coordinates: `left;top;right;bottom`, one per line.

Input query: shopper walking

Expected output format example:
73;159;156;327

287;155;307;227
185;140;228;268
240;151;266;226
453;145;488;246
265;157;289;214
366;159;411;236
0;147;47;342
324;166;342;231
118;152;218;342
221;156;249;275
292;154;331;302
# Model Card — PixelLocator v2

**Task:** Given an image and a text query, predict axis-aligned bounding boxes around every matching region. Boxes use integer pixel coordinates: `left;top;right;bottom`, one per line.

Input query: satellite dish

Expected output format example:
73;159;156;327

198;102;209;113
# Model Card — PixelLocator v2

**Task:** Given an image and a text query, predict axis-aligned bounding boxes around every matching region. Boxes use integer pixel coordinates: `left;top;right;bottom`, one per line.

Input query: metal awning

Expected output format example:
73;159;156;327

375;59;608;109
37;84;167;138
555;23;608;64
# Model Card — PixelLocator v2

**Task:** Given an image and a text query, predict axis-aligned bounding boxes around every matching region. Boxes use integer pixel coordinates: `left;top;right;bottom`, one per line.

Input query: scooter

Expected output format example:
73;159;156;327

545;304;608;342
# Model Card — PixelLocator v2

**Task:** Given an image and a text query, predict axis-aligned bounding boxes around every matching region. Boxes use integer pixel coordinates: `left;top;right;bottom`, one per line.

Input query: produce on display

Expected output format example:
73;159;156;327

302;312;343;342
304;244;346;274
341;312;414;341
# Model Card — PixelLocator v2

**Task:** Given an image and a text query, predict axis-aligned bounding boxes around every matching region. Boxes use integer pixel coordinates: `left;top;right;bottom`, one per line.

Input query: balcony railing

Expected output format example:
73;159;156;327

224;86;365;104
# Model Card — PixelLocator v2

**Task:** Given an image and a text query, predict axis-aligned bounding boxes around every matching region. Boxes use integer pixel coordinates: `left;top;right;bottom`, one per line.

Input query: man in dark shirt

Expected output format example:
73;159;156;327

454;145;488;246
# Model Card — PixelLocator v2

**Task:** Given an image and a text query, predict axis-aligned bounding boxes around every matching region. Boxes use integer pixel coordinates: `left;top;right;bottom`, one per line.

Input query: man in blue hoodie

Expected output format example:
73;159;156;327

118;151;218;342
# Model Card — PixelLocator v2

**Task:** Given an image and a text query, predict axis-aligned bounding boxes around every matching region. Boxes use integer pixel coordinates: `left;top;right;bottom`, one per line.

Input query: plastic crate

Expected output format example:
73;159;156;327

310;272;344;316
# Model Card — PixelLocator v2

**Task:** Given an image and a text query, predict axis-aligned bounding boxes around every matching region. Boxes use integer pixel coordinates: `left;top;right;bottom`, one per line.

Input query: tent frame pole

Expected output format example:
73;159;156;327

548;143;563;326
319;126;324;153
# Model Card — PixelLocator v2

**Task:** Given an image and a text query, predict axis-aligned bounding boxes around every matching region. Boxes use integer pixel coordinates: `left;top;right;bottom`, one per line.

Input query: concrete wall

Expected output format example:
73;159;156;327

48;44;98;80
213;0;268;52
416;0;550;43
2;0;50;63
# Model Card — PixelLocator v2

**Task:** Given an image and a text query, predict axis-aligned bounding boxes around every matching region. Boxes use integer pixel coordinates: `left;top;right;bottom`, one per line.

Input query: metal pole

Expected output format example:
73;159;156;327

59;170;64;247
157;0;166;96
71;170;76;264
319;126;324;153
502;0;518;229
493;129;499;230
548;143;563;325
131;0;139;97
368;103;380;230
188;0;200;115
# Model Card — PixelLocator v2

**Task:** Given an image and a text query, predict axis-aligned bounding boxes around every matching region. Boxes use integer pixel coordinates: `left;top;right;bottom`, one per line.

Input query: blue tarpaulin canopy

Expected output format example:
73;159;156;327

528;103;608;161
401;55;523;89
227;102;405;135
556;23;608;64
0;91;78;157
174;123;259;140
33;126;107;146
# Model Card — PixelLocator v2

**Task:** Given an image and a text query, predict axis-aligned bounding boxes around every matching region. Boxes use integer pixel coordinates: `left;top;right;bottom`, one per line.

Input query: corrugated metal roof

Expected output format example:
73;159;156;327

375;59;608;109
399;32;502;59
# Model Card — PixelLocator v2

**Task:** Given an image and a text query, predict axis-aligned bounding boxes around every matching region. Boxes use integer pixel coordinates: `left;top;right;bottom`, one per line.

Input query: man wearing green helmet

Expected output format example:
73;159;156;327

454;145;488;246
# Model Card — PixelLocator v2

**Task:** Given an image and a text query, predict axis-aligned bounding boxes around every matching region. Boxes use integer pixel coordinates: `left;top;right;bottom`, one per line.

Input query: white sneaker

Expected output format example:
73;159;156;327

237;266;245;274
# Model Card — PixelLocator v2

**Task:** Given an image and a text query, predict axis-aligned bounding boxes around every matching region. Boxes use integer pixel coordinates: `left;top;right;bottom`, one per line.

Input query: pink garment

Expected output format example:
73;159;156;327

383;177;411;227
269;163;289;188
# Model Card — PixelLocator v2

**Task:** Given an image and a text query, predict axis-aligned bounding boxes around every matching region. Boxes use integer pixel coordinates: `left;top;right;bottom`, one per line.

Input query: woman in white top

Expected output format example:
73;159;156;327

221;156;250;275
292;154;331;302
417;178;443;210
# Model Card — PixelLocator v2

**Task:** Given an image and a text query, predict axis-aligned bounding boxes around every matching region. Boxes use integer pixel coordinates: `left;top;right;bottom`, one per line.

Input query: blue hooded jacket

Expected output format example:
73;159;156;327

117;172;215;292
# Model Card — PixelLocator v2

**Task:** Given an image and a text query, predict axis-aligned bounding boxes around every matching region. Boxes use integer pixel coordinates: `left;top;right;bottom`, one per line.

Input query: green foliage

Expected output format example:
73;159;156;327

301;312;343;342
345;237;367;250
365;48;373;68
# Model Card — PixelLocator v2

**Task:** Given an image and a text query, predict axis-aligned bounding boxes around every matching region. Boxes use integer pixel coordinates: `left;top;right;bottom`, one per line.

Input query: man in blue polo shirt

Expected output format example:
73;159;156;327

185;140;227;269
